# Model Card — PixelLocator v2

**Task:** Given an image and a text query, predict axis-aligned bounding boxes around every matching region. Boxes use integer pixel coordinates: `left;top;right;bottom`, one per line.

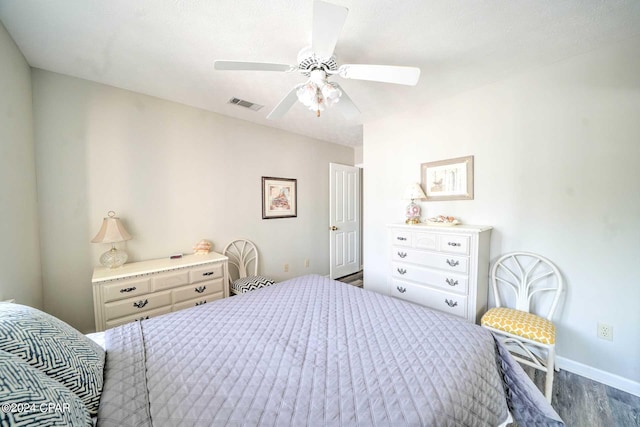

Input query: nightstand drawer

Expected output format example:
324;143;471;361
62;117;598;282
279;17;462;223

189;263;223;284
391;262;468;294
104;291;172;320
173;278;224;303
152;270;190;291
105;306;172;329
103;278;150;302
172;292;223;312
439;234;470;255
391;280;467;319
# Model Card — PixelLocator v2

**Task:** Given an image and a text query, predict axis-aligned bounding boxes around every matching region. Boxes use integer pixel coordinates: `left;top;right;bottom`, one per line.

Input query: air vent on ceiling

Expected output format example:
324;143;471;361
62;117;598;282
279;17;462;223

228;97;263;111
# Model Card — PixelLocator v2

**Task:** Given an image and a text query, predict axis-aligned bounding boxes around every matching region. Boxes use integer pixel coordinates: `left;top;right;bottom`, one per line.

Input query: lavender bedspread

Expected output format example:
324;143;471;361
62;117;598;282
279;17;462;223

98;274;563;426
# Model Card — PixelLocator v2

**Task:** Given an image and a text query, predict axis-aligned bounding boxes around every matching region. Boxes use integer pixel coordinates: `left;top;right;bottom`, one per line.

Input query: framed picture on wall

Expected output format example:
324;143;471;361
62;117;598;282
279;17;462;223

421;156;474;201
261;177;297;219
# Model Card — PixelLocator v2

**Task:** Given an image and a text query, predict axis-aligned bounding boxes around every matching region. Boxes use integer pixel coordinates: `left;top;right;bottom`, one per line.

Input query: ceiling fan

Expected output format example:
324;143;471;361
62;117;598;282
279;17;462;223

214;0;421;120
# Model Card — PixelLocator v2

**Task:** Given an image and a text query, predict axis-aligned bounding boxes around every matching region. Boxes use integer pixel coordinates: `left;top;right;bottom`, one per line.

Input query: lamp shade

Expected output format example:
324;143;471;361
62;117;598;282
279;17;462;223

404;183;427;200
91;211;132;244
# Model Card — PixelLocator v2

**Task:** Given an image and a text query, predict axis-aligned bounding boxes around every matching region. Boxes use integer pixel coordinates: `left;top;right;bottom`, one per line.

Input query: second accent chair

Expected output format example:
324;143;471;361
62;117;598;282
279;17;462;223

223;239;275;295
481;252;564;403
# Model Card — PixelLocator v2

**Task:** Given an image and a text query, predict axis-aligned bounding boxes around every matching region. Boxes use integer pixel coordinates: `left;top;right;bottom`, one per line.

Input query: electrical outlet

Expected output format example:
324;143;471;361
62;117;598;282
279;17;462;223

284;263;289;272
304;259;309;268
597;323;613;341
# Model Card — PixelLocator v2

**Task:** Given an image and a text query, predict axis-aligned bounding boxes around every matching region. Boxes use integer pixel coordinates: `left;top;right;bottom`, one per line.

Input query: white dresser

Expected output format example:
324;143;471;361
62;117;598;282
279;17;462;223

92;252;229;331
387;224;492;324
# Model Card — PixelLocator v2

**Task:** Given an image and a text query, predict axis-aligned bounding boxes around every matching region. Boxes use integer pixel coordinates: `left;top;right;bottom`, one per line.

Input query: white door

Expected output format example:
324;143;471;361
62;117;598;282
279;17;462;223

329;163;361;279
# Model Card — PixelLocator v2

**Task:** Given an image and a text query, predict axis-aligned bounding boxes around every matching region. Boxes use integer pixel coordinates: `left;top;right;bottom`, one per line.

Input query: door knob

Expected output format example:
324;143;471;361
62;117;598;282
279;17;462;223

330;226;338;231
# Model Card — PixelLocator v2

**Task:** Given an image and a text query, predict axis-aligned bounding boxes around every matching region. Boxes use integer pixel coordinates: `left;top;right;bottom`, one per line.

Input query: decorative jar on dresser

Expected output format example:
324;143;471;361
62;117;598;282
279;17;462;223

388;224;492;324
92;252;229;331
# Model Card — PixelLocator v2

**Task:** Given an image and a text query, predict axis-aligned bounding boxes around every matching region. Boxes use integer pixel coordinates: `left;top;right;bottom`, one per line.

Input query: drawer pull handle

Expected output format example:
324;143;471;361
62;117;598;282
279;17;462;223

120;287;137;293
397;251;407;258
195;286;206;293
133;299;148;309
396;286;406;294
202;272;214;277
446;259;460;267
397;237;407;241
195;300;207;306
447;242;461;247
444;299;458;308
397;268;407;275
446;278;459;287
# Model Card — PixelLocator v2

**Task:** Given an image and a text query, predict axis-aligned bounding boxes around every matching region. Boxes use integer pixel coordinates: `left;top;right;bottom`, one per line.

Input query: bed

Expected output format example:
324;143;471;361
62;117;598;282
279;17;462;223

0;275;563;426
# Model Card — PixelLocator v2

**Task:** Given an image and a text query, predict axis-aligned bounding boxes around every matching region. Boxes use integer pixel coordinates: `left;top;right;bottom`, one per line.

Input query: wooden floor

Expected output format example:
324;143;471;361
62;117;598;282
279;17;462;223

520;367;640;427
335;271;640;426
336;271;363;287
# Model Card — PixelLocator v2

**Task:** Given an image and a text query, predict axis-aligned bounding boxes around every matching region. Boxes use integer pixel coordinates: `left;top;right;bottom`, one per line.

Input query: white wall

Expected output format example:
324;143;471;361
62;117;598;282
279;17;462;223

0;22;42;307
32;70;353;333
363;36;640;390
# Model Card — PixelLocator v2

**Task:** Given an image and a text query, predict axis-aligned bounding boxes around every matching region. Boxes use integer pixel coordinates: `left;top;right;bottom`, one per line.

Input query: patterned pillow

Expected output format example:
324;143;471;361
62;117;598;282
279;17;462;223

0;350;91;426
231;275;275;294
0;303;104;415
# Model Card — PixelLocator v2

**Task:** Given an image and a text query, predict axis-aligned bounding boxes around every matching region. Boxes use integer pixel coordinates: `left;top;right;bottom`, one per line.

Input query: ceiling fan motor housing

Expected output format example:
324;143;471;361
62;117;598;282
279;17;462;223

297;46;338;76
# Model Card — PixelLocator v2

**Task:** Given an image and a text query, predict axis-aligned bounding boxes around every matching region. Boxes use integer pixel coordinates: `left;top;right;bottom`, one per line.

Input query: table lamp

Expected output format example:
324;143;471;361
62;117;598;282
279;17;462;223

91;211;132;268
404;183;427;224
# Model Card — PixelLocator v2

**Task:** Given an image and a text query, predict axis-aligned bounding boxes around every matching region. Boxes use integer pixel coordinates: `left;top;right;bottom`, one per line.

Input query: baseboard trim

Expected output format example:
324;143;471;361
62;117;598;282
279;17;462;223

556;356;640;397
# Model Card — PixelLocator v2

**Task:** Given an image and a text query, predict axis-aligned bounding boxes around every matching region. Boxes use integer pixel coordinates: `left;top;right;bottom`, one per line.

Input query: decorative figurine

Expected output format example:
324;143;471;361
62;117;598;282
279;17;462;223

426;215;461;226
193;239;212;255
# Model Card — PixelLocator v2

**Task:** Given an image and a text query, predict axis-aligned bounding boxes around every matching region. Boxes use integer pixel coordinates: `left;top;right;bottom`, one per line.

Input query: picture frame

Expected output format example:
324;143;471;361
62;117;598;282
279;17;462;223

261;177;297;219
420;155;474;201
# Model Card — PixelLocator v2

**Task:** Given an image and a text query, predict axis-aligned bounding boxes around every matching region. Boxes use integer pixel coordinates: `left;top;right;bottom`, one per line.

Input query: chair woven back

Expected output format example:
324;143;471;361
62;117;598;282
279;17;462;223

223;239;259;283
491;252;564;321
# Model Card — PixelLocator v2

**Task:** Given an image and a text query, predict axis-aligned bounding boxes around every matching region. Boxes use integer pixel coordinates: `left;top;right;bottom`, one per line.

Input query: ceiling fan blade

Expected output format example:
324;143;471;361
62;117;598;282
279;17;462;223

338;64;421;86
333;83;360;120
214;60;296;72
312;1;349;59
267;87;300;120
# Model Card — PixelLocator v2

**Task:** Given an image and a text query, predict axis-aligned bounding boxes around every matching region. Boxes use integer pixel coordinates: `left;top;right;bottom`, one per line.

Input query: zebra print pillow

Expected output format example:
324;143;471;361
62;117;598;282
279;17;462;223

231;275;275;294
0;350;91;426
0;303;104;416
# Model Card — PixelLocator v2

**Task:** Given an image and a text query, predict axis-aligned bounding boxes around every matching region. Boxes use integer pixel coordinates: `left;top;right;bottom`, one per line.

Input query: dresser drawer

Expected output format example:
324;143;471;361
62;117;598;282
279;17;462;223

391;262;468;294
173;278;224;303
439;234;470;255
105;306;172;329
189;263;223;284
103;278;150;302
391;248;469;273
172;292;223;312
152;270;190;291
413;232;437;250
104;291;172;320
391;280;467;319
390;230;412;247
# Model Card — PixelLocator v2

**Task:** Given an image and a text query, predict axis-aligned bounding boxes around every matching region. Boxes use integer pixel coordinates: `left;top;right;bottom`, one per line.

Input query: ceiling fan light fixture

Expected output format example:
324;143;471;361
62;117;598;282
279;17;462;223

296;77;342;117
321;82;341;106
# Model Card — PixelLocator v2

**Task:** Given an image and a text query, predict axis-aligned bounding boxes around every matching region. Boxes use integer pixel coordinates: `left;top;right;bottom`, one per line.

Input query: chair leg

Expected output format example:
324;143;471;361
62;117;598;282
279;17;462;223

544;346;555;403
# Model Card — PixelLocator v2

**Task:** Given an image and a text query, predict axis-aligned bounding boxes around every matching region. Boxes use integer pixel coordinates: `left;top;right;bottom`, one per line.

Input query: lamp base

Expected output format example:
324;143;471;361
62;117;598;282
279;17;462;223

405;200;421;225
99;246;128;269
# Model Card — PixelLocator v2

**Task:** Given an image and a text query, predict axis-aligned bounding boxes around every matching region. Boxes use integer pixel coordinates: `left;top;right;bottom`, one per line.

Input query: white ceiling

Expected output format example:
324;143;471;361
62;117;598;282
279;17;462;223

1;1;639;147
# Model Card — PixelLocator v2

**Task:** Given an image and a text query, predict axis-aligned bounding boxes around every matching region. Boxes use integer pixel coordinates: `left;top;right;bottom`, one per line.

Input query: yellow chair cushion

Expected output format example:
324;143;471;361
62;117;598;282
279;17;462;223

481;307;555;345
